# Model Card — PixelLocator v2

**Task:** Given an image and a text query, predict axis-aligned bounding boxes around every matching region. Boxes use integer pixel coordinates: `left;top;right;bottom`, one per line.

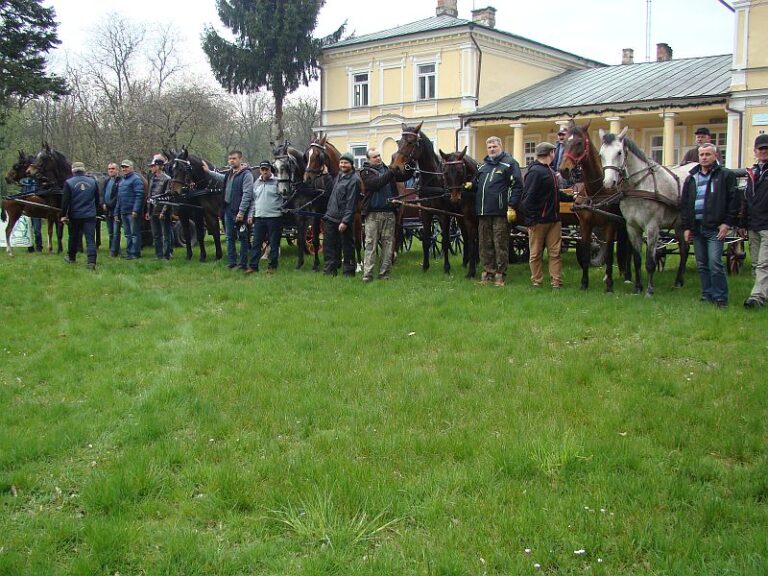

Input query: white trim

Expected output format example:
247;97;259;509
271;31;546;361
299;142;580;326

413;60;439;102
347;64;373;108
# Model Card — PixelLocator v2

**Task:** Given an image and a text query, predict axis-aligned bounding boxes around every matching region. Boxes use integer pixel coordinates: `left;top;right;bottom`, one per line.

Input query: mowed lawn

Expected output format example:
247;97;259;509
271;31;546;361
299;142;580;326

1;237;767;576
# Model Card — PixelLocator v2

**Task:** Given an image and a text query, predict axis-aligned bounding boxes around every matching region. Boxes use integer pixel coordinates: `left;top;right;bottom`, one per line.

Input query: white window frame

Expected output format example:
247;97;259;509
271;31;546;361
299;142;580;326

350;144;368;169
352;72;369;108
647;129;682;165
411;53;440;102
416;63;436;101
524;138;538;167
710;128;727;165
347;65;372;109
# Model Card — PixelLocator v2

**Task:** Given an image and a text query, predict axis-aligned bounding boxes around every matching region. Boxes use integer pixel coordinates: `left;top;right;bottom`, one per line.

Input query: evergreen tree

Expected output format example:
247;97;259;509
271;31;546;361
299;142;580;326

203;0;343;141
0;0;68;137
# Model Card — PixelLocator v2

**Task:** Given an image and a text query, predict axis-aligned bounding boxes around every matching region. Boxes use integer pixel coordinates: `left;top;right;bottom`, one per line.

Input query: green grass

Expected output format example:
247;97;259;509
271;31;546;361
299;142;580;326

1;238;767;575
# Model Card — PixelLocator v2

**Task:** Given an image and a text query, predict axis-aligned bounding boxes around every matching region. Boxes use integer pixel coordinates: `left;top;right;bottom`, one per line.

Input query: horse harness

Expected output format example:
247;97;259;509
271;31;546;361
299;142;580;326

603;148;682;209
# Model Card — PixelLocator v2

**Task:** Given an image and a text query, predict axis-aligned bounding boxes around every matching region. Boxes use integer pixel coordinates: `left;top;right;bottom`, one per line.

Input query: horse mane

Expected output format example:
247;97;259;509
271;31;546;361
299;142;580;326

602;133;616;145
624;137;650;164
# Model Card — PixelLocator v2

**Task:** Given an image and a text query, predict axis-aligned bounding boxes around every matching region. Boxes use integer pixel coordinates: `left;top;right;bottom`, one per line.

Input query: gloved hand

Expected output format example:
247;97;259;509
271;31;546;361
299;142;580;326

507;207;517;224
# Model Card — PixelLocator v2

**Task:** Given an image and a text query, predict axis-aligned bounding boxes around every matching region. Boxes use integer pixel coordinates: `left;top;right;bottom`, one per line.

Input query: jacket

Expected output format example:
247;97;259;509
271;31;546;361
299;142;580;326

359;163;396;215
741;163;768;231
147;172;170;217
522;161;572;225
103;176;121;217
680;145;721;166
116;171;145;214
210;168;255;216
240;175;282;219
473;151;523;216
62;174;99;219
681;163;740;230
325;170;360;225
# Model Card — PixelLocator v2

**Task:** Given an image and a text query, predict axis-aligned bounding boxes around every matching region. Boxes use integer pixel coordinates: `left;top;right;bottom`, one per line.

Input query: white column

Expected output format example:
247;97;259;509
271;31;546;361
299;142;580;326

458;126;477;157
605;116;623;135
726;110;742;169
660;112;677;166
510;123;525;165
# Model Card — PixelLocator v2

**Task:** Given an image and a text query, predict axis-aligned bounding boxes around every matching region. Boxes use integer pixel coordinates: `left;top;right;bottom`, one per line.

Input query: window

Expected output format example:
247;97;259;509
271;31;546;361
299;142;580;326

353;73;369;107
351;145;368;169
417;63;436;100
524;140;537;167
711;131;727;165
650;133;681;165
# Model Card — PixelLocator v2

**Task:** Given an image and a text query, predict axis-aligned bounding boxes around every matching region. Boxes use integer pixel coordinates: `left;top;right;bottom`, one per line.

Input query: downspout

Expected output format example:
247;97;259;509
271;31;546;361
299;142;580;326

456;24;484;150
725;105;743;168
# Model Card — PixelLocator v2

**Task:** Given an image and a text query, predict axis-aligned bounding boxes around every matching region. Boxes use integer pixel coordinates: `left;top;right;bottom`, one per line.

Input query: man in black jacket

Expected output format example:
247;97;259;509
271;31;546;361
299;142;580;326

739;134;768;308
473;136;523;286
523;142;574;288
323;152;360;276
61;162;100;270
146;155;173;260
101;163;122;257
681;143;739;307
359;148;398;282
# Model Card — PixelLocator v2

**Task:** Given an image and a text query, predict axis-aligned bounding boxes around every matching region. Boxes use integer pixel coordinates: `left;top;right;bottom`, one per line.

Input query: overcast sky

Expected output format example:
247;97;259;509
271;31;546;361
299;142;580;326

46;0;735;93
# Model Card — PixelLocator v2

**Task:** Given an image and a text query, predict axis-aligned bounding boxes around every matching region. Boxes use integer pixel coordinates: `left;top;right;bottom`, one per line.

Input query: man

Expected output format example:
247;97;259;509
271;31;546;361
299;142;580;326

739;134;768;309
523;142;574;288
60;162;99;270
115;159;145;259
359;148;398;282
102;163;122;257
239;161;282;273
20;176;43;253
681;143;739;307
146;154;173;260
323;152;360;277
473;136;523;286
203;150;254;269
680;127;720;165
551;126;567;172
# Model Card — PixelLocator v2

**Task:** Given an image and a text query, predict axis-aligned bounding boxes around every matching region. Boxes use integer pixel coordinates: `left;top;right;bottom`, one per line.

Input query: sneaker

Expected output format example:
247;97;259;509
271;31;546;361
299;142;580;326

64;255;75;263
532;283;542;288
86;263;96;271
266;268;275;275
244;267;257;274
494;274;505;287
552;284;561;289
362;276;373;283
377;274;391;281
479;272;492;285
716;300;728;309
227;263;237;269
743;297;763;309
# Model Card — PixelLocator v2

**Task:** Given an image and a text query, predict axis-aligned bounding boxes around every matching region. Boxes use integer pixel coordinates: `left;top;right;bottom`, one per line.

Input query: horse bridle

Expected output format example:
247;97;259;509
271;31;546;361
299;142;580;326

396;131;423;171
304;142;328;176
441;159;468;197
563;133;591;167
170;158;208;192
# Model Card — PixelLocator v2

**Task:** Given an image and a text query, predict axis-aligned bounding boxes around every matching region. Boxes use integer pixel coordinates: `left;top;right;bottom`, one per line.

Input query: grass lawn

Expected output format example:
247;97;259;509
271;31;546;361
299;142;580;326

1;237;767;575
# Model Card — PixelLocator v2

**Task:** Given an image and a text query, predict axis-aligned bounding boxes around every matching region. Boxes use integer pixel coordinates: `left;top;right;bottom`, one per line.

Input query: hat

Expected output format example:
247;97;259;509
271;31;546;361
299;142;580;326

535;142;556;156
259;160;272;169
120;159;134;167
71;161;85;172
756;134;768;149
340;152;355;165
148;154;165;167
695;127;711;136
557;127;568;134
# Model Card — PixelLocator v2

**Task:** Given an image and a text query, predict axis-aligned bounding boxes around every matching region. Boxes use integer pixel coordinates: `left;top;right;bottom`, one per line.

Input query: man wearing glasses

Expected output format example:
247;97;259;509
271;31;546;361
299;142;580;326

238;161;283;274
359;148;398;281
740;134;768;309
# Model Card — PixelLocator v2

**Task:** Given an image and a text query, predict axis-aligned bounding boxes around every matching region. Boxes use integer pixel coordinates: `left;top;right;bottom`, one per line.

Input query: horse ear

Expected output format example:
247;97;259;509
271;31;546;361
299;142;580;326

618;126;629;140
567;120;576;131
458;146;467;159
415;121;423;133
401;123;408;132
598;128;606;140
438;149;448;160
583;120;592;131
269;141;275;148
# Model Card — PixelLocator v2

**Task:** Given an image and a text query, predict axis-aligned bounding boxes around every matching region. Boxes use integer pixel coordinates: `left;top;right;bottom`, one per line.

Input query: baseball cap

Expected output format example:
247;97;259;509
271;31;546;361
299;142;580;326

120;159;134;167
695;127;711;136
755;134;768;149
535;142;556;156
148;154;165;166
71;161;85;172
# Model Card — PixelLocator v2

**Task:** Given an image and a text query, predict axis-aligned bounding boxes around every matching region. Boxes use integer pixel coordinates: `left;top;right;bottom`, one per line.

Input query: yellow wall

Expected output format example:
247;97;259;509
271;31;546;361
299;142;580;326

747;3;768;90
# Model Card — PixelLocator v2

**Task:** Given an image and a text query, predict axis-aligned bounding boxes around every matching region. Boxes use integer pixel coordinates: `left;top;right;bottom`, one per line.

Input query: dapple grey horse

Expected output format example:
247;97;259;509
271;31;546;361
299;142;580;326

599;127;695;296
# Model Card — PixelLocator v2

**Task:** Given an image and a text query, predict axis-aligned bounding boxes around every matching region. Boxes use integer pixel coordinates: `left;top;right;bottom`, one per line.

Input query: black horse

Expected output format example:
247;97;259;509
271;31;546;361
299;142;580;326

439;147;479;278
167;147;224;262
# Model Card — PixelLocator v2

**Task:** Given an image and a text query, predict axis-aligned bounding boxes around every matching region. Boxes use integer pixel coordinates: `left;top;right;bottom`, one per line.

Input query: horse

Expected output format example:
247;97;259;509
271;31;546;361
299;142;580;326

167;147;224;262
1;146;67;256
599;127;691;296
272;140;323;270
558;121;631;292
390;122;456;274
439;147;479;278
303;133;363;268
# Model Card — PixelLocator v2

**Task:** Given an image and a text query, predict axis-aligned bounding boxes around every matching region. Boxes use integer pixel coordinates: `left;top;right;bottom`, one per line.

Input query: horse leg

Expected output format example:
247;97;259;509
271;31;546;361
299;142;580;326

181;216;193;260
296;216;306;269
4;206;21;256
464;210;477;278
577;220;591;290
645;226;660;297
674;224;689;288
604;227;615;293
421;211;431;271
627;225;644;294
442;214;451;274
197;214;207;262
313;216;322;271
56;220;64;253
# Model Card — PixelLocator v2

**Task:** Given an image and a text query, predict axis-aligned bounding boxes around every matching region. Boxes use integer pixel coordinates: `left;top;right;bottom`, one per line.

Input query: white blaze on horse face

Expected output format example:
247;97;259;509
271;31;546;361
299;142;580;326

274;159;289;195
600;141;623;189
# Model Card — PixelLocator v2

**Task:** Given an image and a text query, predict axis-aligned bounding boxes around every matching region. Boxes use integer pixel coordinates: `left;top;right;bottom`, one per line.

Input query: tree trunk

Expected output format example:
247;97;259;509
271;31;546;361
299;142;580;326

273;91;284;142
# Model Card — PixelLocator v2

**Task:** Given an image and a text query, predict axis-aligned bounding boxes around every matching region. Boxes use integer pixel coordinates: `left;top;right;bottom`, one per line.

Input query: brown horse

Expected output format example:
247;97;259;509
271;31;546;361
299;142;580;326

303;133;363;268
559;121;630;292
2;147;67;255
439;147;479;278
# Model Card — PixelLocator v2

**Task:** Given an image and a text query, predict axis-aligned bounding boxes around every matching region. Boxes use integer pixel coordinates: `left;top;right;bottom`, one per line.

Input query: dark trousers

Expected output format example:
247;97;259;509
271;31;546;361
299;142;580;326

31;218;43;250
323;219;355;276
107;215;121;255
68;218;97;264
249;217;282;270
224;210;251;267
150;215;173;259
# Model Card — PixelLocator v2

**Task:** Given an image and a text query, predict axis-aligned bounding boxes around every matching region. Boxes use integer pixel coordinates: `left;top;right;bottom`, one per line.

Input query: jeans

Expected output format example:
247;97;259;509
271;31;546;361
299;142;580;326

31;217;43;250
121;213;141;258
150;215;173;259
693;223;727;303
224;210;251;267
107;215;121;255
748;229;768;303
249;217;282;270
67;218;97;264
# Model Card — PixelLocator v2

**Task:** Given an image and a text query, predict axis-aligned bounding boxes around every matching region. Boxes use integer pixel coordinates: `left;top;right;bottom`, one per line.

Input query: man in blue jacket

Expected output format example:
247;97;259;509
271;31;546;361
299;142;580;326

473;136;523;286
115;159;146;259
61;162;100;270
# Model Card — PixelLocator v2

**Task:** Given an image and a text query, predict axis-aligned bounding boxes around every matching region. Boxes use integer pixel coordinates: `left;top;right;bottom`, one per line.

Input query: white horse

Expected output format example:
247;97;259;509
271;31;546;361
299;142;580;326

599;127;694;295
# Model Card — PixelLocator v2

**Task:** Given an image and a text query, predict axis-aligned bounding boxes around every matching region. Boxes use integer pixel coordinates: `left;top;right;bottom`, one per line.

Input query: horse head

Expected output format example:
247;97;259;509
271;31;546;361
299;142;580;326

273;143;305;197
6;150;32;184
27;145;71;189
598;126;629;189
559;120;592;181
439;147;475;205
390;121;424;174
303;134;340;182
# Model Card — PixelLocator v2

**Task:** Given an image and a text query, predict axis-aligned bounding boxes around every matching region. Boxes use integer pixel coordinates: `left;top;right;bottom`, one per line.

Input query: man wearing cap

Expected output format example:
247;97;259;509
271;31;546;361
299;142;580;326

239;161;283;273
523;142;574;288
102;162;122;257
202;150;254;269
359;148;398;282
681;143;739;308
680;127;720;165
472;136;523;286
739;134;768;309
323;152;360;276
551;127;568;172
61;162;100;269
146;154;173;260
115;159;146;259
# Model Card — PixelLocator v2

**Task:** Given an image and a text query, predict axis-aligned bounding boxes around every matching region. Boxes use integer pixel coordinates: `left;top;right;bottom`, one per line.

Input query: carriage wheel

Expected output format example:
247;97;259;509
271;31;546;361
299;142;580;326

430;217;441;259
172;220;198;247
508;233;529;263
448;217;463;255
403;229;414;252
726;241;745;275
589;235;606;268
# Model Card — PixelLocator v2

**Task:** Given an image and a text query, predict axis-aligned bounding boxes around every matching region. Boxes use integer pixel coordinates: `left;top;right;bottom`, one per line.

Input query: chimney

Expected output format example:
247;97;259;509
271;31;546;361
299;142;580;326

656;43;673;62
436;0;458;17
622;48;634;65
471;6;497;28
